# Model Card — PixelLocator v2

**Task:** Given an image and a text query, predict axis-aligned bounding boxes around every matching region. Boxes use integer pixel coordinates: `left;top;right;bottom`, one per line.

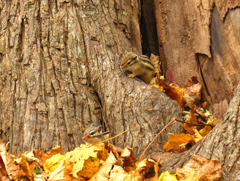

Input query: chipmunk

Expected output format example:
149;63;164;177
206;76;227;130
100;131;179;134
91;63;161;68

120;52;156;84
82;124;123;153
82;124;110;144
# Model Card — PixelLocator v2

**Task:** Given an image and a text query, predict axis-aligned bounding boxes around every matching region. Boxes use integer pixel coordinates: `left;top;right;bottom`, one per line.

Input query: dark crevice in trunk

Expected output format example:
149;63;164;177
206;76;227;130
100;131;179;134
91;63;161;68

140;0;159;57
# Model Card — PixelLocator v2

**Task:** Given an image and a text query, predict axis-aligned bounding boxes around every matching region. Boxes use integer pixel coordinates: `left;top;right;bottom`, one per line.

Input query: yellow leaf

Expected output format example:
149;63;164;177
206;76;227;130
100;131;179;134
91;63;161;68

158;171;177;181
44;153;65;174
110;165;143;181
64;143;108;179
199;117;214;136
48;160;77;181
164;133;196;152
152;84;165;92
193;129;203;142
90;152;117;181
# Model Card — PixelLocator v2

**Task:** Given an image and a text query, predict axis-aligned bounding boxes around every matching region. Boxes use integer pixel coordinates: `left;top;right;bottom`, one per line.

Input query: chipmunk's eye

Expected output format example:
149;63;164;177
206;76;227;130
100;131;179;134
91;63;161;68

90;131;95;135
127;61;131;65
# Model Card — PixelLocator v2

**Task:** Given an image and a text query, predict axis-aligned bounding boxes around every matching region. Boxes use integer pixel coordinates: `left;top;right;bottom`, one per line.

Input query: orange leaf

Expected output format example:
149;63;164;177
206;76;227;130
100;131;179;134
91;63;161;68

164;133;196;152
34;146;64;167
19;154;37;180
156;78;184;107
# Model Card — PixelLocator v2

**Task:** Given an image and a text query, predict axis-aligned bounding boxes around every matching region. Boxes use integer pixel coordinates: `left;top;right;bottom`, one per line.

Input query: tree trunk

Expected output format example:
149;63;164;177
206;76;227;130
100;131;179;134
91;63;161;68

160;83;240;181
154;0;240;118
0;1;239;179
0;0;182;156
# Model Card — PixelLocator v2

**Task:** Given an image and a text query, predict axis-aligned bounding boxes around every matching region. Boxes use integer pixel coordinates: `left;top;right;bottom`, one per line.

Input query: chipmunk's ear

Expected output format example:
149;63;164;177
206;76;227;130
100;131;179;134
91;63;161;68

132;54;137;60
96;125;102;131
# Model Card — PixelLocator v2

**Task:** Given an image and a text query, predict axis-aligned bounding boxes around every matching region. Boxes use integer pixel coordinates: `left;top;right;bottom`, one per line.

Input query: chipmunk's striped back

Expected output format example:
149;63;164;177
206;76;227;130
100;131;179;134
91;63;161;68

120;52;155;84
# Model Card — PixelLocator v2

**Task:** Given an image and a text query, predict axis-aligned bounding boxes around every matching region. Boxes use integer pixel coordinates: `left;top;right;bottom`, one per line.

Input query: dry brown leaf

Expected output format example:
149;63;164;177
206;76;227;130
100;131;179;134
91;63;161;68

183;76;202;103
190;105;199;125
120;147;136;172
136;158;158;181
177;155;222;181
164;133;196;152
0;141;19;180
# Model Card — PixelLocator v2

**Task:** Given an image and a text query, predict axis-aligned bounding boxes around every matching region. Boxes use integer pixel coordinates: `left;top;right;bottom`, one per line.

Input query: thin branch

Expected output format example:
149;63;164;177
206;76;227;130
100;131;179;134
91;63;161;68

102;129;129;142
139;118;176;160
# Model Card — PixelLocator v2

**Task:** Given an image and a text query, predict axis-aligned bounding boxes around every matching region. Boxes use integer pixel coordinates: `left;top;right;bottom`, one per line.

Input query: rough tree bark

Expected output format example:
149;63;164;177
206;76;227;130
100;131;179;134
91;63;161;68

0;0;182;157
0;1;239;179
160;83;240;181
154;0;240;118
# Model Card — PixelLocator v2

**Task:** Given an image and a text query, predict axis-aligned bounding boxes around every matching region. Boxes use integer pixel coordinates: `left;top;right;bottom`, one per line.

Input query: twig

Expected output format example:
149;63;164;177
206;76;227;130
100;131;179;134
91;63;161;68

139;118;176;160
102;129;129;143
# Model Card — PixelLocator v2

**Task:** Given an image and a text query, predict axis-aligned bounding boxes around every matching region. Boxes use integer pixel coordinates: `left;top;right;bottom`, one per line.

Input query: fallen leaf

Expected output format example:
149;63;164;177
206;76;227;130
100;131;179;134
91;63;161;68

90;152;117;181
164;133;196;152
19;153;36;180
120;147;136;172
65;143;108;179
193;129;203;142
109;165;142;181
48;160;77;181
199;117;214;136
177;155;222;181
183;76;202;103
158;171;177;181
156;78;184;107
136;158;158;180
34;146;64;167
190;105;199;125
0;141;19;180
44;153;65;174
183;94;195;107
201;101;208;108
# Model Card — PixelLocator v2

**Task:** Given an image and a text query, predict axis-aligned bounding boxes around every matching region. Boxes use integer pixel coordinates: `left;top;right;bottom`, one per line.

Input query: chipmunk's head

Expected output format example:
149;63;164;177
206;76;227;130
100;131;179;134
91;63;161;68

120;52;138;70
82;125;103;144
